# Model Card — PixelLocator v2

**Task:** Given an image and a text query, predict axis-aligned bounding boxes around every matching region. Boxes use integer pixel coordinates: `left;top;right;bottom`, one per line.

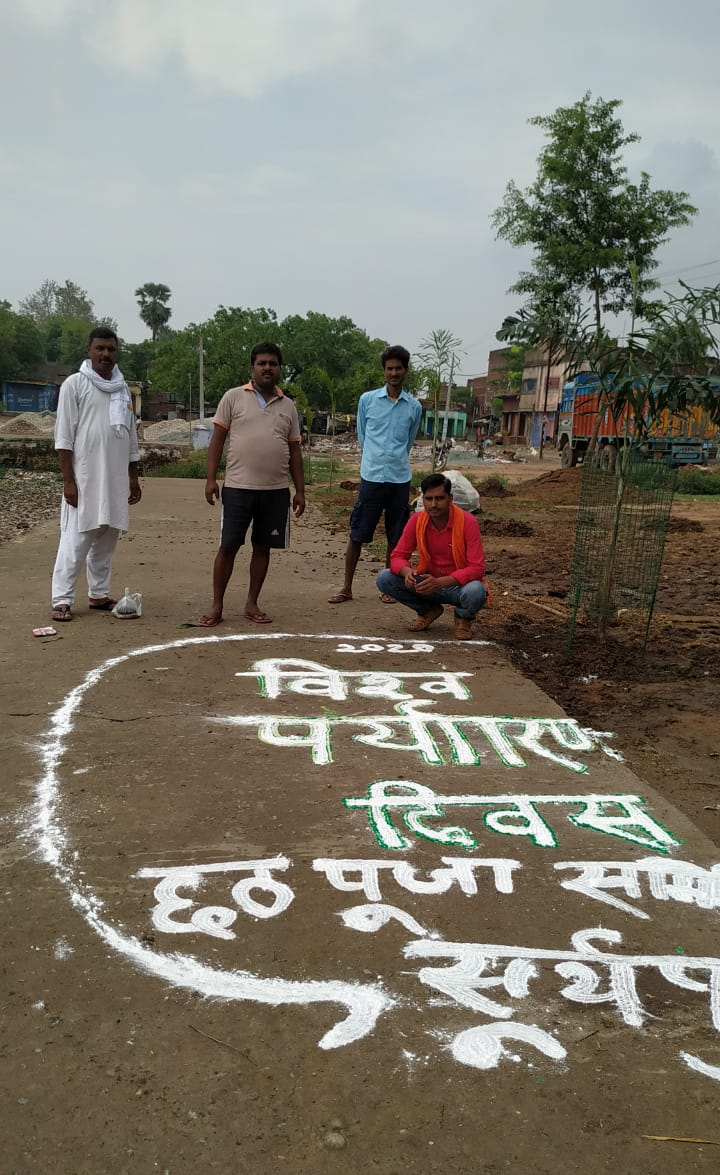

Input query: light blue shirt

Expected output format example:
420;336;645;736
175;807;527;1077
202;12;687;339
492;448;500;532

356;386;422;483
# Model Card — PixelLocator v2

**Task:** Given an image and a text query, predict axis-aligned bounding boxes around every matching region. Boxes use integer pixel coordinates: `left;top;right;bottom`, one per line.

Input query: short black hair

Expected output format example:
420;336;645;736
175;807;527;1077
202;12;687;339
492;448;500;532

421;473;452;495
251;341;283;365
88;326;118;345
381;344;410;370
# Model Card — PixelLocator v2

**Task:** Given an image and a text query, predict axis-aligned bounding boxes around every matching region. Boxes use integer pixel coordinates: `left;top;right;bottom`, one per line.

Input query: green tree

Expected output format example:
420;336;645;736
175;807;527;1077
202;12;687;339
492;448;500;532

492;93;697;336
281;311;379;412
294;364;334;413
140;306;389;417
500;282;720;641
0;305;45;377
135;282;172;341
20;279;95;324
58;318;95;368
119;339;155;383
504;344;528;393
145;306;279;406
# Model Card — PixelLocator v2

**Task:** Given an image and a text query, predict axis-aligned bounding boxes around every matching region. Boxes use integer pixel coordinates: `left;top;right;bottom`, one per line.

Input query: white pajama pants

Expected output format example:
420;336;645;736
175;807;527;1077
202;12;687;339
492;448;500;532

51;501;120;606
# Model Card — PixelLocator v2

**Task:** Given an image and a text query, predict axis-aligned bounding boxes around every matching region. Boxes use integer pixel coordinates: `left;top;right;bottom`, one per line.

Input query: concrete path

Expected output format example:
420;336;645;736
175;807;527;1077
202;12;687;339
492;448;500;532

2;480;719;1173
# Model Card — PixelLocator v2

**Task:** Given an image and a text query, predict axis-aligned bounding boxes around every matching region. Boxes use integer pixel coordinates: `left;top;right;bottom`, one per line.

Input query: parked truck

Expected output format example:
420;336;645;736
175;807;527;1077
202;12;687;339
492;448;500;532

557;373;719;468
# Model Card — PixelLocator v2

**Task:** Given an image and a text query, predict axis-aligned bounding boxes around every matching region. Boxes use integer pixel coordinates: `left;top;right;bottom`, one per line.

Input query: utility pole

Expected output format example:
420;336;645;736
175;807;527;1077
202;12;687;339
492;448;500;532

198;334;205;424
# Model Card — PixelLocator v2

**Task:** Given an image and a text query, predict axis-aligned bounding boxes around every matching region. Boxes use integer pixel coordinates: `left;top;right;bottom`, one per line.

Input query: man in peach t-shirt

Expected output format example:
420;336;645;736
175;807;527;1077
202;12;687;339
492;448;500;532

198;342;305;626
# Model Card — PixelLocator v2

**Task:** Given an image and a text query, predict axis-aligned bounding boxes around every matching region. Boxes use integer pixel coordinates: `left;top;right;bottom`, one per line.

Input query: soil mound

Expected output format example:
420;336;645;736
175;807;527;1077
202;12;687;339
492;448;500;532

667;516;704;534
476;475;515;498
481;518;534;537
515;467;583;505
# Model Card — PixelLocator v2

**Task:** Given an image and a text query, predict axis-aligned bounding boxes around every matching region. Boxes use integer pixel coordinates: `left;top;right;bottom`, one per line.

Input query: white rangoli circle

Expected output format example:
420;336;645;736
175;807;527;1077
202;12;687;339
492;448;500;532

33;631;454;1049
34;630;715;1080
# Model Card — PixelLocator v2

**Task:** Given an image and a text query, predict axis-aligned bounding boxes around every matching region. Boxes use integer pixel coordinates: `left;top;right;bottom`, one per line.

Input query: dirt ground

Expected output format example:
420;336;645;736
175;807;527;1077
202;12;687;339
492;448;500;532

456;456;720;850
314;449;720;849
2;456;720;1174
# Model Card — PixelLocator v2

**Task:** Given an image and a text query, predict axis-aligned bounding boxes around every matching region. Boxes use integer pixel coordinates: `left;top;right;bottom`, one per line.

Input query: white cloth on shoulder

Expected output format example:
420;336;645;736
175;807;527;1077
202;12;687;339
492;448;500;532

80;359;131;436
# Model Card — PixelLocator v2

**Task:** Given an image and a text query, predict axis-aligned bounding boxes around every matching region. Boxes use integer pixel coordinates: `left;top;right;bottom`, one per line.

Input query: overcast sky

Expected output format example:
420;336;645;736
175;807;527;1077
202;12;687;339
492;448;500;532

2;0;719;377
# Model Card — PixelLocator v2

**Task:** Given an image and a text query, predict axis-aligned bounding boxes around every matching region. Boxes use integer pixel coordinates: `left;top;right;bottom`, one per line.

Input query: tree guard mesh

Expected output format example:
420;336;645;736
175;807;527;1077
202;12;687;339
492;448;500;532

568;460;677;651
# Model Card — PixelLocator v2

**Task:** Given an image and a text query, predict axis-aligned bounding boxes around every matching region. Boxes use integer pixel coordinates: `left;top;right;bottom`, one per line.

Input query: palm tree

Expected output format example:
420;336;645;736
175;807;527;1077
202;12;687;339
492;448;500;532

135;283;172;341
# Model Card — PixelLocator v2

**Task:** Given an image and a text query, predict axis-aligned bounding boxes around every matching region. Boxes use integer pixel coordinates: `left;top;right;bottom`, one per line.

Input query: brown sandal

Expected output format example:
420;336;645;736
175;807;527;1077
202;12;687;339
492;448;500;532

407;604;443;632
328;590;353;603
454;616;474;640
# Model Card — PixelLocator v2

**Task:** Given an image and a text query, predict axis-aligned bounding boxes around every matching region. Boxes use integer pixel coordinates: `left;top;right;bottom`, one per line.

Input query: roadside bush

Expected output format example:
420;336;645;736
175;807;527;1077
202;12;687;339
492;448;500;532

676;467;720;496
0;438;57;471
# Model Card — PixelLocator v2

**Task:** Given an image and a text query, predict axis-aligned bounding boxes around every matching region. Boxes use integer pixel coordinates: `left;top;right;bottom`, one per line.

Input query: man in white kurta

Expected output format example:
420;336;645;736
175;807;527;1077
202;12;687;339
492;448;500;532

51;329;142;620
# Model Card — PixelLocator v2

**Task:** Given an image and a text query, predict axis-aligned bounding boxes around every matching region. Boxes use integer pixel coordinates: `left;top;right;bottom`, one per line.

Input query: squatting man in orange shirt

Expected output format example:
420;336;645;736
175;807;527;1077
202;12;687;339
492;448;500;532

198;342;305;626
375;472;488;640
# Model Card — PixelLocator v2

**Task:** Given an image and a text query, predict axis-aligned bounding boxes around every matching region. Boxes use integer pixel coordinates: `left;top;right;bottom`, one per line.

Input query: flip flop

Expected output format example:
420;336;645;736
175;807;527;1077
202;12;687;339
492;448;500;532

51;604;73;622
244;611;272;624
328;590;353;604
379;593;397;604
89;598;117;611
196;614;223;627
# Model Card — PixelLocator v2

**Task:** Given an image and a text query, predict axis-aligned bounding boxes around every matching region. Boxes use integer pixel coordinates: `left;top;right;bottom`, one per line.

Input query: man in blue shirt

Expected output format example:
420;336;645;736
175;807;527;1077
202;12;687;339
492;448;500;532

329;345;421;603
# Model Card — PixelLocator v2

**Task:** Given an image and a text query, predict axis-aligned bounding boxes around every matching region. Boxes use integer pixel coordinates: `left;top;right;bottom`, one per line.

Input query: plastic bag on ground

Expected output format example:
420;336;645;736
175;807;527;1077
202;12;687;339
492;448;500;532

414;468;480;514
112;587;142;619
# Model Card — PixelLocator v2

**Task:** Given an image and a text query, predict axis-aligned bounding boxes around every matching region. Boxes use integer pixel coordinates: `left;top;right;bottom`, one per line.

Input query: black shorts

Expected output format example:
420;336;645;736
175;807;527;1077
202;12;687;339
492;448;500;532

220;487;290;551
349;478;411;547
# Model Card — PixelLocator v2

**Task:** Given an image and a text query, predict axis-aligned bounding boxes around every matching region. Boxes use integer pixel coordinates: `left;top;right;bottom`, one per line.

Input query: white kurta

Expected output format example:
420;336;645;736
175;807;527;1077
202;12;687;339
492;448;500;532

54;373;140;533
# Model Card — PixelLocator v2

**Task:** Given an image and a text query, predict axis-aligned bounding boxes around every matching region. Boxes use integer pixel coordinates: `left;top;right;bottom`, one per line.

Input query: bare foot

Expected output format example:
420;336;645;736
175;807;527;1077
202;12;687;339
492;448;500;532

244;608;272;624
197;608;223;627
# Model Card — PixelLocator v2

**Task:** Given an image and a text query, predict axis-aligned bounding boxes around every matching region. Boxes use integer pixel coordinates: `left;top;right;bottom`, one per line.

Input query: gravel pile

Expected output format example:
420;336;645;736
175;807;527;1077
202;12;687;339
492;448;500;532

142;419;193;442
0;412;56;436
0;471;61;544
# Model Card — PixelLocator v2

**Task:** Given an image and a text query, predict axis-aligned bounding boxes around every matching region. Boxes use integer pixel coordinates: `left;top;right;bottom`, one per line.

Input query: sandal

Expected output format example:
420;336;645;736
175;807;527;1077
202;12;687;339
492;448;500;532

454;616;474;640
89;598;117;611
51;604;73;622
379;593;397;604
328;590;353;604
407;604;443;632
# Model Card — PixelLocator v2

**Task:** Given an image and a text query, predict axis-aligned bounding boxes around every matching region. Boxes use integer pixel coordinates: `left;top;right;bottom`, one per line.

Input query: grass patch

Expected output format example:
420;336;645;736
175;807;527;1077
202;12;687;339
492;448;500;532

146;450;225;478
303;455;354;485
144;449;359;485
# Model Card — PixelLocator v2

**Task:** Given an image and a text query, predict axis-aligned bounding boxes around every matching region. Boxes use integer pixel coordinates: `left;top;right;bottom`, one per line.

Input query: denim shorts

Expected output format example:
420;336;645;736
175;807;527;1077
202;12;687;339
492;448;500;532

349;479;411;547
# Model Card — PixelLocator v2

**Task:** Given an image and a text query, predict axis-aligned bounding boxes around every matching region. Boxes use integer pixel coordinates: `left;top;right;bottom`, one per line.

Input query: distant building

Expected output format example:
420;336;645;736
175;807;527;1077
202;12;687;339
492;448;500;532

477;344;569;445
519;347;568;446
144;390;188;422
1;380;57;413
420;407;468;439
